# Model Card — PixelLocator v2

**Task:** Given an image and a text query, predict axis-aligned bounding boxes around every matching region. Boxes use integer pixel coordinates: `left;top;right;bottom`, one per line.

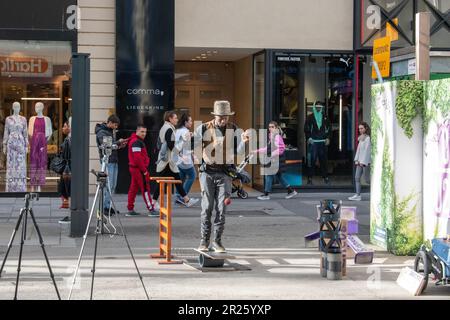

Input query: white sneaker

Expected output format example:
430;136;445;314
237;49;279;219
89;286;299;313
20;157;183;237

257;195;270;201
285;190;298;199
182;198;199;208
348;194;362;201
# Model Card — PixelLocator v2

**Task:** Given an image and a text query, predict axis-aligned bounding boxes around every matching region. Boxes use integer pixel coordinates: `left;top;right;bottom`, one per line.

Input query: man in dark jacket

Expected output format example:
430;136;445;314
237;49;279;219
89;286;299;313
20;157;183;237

127;125;155;216
95;114;127;215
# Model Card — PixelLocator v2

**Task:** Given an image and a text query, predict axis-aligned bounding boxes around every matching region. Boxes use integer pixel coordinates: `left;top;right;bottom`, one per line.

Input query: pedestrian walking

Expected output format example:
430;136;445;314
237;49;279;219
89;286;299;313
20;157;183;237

349;122;371;201
175;112;198;203
193;101;249;253
127;125;154;216
252;121;298;200
152;111;198;210
58;120;72;224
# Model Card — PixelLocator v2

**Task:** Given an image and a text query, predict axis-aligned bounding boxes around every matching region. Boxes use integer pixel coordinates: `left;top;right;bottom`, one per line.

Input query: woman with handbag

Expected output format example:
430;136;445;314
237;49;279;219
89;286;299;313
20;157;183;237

58;121;71;223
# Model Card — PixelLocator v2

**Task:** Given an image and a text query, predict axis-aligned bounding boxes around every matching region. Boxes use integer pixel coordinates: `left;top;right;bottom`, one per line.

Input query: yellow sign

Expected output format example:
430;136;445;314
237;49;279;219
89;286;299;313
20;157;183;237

386;18;399;41
372;36;391;79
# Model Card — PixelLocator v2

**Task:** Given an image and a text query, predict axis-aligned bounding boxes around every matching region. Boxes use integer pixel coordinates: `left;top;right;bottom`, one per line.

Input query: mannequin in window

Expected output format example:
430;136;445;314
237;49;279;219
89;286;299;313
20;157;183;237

3;102;28;192
304;101;331;185
29;102;53;192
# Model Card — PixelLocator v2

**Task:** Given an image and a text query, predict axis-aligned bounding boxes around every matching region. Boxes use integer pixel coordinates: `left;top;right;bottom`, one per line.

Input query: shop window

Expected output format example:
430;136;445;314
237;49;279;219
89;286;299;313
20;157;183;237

0;40;72;193
270;53;356;188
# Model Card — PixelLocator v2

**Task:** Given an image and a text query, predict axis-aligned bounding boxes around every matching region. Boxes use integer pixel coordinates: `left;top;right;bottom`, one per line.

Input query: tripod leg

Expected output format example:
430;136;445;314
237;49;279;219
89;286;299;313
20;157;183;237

0;209;25;278
110;196;150;300
90;217;101;300
68;184;101;300
28;209;61;300
14;209;28;300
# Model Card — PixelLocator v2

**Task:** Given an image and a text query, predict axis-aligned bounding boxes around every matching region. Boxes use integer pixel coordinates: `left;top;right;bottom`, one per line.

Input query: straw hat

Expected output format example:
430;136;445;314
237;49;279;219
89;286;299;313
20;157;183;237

211;101;235;116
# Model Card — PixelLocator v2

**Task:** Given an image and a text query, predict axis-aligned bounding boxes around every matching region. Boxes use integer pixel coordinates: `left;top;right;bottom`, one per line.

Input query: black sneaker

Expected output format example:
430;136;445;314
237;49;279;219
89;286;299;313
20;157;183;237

197;239;210;252
148;210;159;218
126;210;140;217
58;216;70;224
103;208;116;217
212;239;226;253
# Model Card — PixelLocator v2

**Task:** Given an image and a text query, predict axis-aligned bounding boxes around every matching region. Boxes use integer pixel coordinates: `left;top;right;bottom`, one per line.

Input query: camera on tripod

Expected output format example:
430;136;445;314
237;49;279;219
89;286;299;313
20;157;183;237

99;136;119;158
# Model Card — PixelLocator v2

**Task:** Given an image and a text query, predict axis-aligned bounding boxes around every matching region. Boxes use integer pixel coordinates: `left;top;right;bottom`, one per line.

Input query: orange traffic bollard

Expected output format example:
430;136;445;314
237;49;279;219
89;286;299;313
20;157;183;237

150;178;183;265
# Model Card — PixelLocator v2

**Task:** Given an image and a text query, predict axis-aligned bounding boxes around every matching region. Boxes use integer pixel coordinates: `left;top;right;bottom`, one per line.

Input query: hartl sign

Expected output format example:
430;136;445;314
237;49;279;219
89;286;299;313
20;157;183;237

0;56;51;76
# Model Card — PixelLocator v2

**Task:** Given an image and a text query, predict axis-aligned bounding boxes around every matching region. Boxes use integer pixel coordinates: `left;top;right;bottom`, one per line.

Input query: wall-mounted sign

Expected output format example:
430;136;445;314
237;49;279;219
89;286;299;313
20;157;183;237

372;36;391;79
0;56;52;77
408;59;416;75
386;18;399;41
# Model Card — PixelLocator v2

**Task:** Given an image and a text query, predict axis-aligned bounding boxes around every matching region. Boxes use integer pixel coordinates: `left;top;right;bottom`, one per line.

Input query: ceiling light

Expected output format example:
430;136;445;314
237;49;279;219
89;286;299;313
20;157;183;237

213;50;218;54
201;53;207;56
21;97;61;101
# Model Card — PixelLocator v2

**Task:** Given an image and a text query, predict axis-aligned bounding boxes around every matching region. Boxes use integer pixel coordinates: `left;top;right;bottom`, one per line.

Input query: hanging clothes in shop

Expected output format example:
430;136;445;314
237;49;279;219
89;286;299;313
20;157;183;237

30;117;48;187
3;116;28;192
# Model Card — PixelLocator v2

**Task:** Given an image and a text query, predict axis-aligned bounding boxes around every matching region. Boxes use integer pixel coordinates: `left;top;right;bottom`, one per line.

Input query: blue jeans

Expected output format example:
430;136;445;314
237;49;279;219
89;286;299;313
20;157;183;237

177;166;196;200
104;162;118;209
264;172;290;194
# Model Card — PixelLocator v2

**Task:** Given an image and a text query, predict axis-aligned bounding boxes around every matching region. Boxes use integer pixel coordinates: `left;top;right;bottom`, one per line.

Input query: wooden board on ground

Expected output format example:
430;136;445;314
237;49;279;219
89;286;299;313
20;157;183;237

193;249;236;260
183;258;252;272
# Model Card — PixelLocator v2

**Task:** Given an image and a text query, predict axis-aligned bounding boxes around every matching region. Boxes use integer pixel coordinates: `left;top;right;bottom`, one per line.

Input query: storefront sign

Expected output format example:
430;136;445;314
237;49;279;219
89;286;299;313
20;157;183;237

0;56;52;77
0;0;77;32
372;36;391;79
277;56;301;62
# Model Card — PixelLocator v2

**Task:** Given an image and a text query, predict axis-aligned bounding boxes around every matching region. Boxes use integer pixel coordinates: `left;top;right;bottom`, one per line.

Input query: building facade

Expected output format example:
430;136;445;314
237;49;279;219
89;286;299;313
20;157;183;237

0;0;449;195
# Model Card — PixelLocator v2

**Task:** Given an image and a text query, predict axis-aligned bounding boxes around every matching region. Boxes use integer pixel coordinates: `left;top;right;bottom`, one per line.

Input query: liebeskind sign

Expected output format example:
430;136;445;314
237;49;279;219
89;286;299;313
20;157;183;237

0;56;52;77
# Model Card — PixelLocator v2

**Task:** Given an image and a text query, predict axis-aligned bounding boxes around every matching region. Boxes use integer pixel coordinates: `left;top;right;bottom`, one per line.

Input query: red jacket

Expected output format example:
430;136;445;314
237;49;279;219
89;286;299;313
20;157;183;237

128;133;150;173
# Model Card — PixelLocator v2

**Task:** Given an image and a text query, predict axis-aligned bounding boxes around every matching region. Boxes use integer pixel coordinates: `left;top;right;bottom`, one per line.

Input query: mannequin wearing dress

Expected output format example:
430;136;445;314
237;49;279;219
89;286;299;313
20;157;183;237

28;102;52;192
3;102;28;192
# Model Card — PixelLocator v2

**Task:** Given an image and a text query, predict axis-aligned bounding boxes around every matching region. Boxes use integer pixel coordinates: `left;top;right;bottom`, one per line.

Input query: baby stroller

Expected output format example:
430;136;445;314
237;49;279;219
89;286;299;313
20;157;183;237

230;154;253;199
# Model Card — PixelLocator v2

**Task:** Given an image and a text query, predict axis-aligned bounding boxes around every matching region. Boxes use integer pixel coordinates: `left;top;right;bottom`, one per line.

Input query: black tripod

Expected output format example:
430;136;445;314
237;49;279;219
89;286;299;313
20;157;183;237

68;155;149;300
0;193;61;300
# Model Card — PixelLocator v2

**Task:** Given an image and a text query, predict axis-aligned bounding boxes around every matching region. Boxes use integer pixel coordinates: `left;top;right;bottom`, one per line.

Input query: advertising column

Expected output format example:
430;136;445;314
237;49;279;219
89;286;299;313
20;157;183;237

115;0;174;193
370;81;424;255
423;79;450;242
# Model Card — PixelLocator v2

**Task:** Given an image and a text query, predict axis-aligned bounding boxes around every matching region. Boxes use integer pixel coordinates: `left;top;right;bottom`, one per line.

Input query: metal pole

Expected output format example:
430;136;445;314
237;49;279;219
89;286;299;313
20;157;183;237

71;53;91;237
